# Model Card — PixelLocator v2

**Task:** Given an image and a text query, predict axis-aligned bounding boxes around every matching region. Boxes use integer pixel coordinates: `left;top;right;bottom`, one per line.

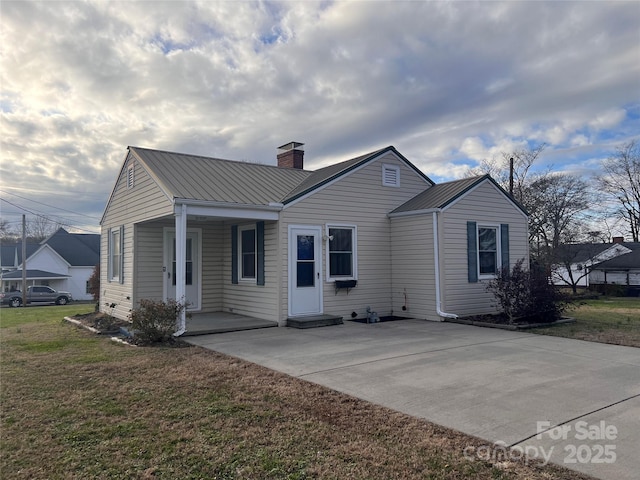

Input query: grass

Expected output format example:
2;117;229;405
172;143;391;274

533;296;640;347
0;306;593;479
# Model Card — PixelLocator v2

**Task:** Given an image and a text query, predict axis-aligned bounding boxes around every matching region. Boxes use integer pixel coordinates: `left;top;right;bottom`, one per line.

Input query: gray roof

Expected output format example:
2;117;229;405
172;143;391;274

554;242;640;264
391;175;527;215
592;248;640;270
130;147;311;205
1;269;70;280
42;228;100;267
128;145;434;207
0;243;39;267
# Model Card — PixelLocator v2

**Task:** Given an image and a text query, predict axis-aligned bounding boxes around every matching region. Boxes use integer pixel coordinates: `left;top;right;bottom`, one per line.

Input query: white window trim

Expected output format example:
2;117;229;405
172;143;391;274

238;224;257;283
382;163;400;187
325;224;358;282
477;223;502;280
108;226;123;283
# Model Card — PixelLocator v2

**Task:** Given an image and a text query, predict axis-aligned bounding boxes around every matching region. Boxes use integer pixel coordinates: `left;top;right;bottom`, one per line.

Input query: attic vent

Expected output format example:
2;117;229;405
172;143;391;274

127;164;135;189
382;164;400;187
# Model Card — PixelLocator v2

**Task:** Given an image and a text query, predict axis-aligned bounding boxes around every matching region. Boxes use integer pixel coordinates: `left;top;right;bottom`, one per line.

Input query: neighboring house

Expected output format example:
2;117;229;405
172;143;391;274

0;228;100;300
100;143;529;330
551;240;636;288
589;246;640;294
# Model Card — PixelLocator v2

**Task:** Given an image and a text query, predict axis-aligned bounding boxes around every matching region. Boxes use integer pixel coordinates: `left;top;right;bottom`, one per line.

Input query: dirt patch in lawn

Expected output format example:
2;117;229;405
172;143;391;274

0;317;595;480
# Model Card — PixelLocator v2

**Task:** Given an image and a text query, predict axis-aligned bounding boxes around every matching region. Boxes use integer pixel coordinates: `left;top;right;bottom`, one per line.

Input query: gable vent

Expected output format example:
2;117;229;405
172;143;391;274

382;164;400;187
127;164;135;189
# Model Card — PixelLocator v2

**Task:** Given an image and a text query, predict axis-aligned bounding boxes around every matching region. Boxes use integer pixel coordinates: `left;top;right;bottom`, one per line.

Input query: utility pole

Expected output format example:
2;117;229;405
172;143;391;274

21;214;27;307
509;157;514;196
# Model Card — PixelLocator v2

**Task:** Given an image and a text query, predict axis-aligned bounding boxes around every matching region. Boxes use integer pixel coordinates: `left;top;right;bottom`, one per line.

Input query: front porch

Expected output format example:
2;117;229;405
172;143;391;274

182;311;278;336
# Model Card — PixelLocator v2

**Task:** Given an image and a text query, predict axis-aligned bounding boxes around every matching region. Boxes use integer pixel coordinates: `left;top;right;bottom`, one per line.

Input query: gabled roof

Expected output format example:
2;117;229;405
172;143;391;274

129;147;311;206
592;248;640;270
124;145;434;209
391;174;527;215
282;146;434;204
0;269;70;280
554;243;624;264
40;228;100;267
0;243;39;268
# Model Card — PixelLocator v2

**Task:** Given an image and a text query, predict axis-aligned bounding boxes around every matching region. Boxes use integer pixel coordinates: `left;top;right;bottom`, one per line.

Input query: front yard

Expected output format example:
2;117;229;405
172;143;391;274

534;297;640;347
0;305;592;480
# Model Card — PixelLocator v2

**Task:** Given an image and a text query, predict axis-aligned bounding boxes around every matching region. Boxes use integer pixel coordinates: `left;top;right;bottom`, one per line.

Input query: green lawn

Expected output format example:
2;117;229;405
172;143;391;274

0;305;591;480
533;297;640;347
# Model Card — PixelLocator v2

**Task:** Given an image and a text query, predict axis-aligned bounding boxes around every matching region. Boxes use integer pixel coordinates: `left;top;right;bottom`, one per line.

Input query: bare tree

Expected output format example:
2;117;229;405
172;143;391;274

468;143;547;204
596;140;640;241
26;216;60;242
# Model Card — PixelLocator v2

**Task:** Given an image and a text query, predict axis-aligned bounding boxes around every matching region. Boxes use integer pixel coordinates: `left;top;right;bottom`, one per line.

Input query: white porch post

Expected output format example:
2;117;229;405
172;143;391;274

174;203;187;335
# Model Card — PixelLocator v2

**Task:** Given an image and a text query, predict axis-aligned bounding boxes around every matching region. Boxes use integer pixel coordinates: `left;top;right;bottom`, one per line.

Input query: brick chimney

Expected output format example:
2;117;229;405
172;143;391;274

612;236;624;244
277;142;304;169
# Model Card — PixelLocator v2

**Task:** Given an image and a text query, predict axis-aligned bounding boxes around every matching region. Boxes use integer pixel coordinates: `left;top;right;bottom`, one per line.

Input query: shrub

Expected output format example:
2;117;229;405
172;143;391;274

486;258;568;324
130;299;188;343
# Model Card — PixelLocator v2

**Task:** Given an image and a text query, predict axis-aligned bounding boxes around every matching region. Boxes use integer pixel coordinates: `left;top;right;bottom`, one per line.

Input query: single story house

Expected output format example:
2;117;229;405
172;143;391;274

551;240;637;288
1;228;100;300
100;143;529;332
589;246;640;295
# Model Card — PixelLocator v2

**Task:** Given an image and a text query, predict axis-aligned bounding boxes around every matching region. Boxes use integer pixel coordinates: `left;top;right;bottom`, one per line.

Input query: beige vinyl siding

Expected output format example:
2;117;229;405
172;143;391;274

222;220;280;322
440;181;529;317
134;220;224;313
100;153;174;320
280;152;431;322
390;215;438;320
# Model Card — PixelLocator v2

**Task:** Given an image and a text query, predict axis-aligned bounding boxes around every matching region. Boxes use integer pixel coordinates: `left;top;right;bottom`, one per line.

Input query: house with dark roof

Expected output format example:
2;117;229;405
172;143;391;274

100;143;529;333
551;240;636;288
0;228;100;300
589;245;640;294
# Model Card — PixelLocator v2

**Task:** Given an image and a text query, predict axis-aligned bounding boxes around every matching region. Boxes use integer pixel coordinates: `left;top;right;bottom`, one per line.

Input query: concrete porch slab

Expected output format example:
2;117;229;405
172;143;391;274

182;311;277;336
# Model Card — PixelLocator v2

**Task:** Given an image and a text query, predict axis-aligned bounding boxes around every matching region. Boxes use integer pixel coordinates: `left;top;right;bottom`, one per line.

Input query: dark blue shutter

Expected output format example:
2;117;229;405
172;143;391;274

500;224;510;270
257;221;265;286
231;225;238;284
467;221;478;283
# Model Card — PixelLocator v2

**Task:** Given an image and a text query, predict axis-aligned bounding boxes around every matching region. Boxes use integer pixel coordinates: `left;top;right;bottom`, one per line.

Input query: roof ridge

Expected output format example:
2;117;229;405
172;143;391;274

129;146;314;174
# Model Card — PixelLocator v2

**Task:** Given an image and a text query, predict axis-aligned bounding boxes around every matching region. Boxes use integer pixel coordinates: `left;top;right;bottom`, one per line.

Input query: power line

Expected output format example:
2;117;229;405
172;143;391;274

0;197;99;234
0;189;100;220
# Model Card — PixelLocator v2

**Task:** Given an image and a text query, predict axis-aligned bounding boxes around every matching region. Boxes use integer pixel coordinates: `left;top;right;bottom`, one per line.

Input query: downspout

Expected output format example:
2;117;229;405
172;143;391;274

432;211;458;320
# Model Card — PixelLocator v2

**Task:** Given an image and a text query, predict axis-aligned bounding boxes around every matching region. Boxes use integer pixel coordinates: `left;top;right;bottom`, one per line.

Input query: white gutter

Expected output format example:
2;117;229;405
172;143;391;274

432;211;458;320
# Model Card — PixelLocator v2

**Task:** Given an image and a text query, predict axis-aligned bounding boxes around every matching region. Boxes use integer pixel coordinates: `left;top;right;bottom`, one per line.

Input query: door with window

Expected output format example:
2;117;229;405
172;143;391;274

289;226;322;316
164;230;201;310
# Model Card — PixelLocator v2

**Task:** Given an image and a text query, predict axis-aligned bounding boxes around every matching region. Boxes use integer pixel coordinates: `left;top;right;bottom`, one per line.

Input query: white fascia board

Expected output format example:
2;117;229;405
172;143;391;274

175;199;281;220
388;208;441;219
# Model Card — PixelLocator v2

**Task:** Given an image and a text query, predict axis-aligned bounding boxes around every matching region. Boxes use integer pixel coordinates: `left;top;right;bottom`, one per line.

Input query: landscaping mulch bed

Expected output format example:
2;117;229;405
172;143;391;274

349;315;413;324
449;313;575;331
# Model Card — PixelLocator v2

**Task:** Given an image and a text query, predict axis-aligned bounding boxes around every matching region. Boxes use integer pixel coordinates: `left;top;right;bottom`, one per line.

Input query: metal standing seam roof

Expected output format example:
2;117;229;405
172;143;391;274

130;147;312;205
391;174;528;215
129;145;435;207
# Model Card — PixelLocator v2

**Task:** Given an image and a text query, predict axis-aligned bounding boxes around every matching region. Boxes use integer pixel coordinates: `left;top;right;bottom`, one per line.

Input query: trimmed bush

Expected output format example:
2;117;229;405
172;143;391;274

130;299;187;343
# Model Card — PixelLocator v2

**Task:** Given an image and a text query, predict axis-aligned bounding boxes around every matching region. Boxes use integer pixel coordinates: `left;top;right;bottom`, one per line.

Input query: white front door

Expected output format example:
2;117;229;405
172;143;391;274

164;229;201;311
289;226;322;316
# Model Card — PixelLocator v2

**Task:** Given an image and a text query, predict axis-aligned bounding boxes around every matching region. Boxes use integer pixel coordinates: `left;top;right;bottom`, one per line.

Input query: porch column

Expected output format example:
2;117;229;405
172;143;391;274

174;203;187;335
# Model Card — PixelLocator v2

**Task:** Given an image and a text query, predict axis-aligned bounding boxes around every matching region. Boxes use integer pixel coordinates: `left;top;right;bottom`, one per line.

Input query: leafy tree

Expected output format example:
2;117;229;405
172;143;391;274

596;140;640;241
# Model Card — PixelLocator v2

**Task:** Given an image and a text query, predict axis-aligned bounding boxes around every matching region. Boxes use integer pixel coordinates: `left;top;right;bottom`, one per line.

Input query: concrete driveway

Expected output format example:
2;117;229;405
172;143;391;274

185;319;640;480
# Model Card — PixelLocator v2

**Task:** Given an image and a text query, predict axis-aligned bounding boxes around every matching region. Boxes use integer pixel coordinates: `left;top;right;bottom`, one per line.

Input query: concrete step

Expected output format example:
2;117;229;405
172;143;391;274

286;314;344;329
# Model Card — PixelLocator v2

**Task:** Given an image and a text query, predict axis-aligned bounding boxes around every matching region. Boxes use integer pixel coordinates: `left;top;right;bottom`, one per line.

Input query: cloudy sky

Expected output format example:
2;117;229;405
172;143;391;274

1;0;639;234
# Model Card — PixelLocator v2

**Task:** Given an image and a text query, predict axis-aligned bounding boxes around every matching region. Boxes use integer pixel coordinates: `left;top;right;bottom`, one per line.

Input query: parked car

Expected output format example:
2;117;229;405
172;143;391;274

0;286;73;307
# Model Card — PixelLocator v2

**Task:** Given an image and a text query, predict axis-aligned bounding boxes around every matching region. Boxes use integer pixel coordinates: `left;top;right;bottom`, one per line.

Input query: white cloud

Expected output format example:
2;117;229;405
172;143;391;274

0;0;639;232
